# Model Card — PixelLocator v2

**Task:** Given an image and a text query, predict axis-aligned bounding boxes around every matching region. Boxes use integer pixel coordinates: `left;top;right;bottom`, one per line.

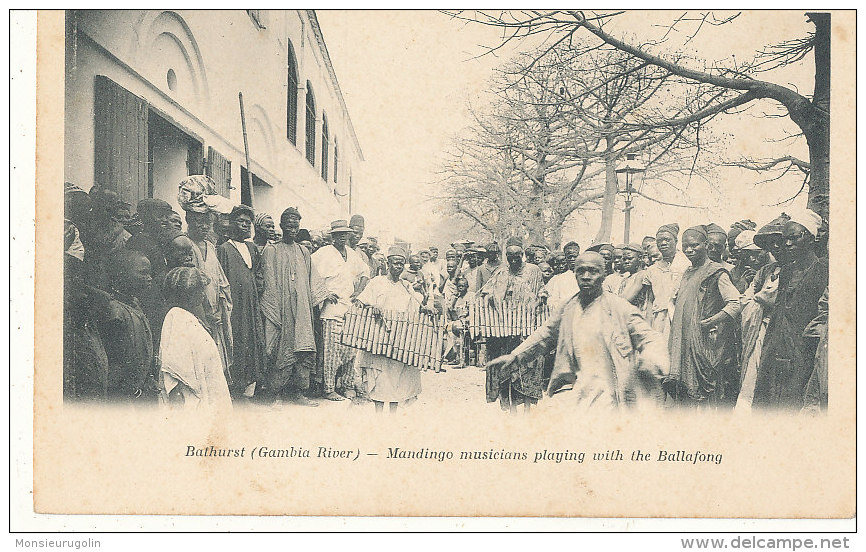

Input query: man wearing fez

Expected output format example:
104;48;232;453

487;252;668;411
86;187;131;280
705;223;731;267
260;207;326;407
586;242;615;275
480;236;545;412
349;214;372;264
352;244;428;413
217;204;266;400
622;223;690;341
746;209;828;411
312;219;370;400
665;226;742;407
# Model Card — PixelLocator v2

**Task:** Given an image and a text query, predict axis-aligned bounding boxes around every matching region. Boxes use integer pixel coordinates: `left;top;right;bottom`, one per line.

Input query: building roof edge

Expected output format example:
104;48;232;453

306;10;364;162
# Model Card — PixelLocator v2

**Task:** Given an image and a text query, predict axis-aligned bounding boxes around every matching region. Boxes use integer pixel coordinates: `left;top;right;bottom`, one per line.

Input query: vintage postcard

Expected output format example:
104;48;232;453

27;9;855;522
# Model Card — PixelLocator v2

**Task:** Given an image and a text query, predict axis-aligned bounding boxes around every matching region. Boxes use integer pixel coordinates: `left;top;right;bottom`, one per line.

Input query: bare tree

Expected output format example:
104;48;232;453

442;10;830;220
436;42;715;246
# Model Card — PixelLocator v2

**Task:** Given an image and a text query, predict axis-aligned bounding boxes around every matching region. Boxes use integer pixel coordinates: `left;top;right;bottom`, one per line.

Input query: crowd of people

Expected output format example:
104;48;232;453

63;174;830;416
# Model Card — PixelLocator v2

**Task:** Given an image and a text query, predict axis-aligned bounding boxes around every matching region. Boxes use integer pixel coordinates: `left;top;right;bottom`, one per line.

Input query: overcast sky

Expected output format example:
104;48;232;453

317;10;816;247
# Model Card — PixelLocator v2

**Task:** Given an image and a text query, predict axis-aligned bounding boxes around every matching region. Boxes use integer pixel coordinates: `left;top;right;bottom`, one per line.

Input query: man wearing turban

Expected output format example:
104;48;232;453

253;212;277;253
739;209;828;411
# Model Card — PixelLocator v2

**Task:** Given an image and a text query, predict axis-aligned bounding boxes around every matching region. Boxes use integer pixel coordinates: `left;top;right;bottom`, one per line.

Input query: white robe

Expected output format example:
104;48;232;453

159;307;233;411
355;276;424;403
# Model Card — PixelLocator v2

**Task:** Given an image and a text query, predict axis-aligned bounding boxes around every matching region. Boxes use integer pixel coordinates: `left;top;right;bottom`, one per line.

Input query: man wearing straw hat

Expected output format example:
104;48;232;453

312;219;370;401
352;244;427;413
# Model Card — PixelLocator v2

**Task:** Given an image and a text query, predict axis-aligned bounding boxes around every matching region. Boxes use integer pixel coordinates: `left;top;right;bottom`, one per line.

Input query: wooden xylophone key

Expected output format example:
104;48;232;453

373;310;385;355
409;312;423;366
399;310;411;364
403;312;418;364
517;301;524;337
387;311;400;361
418;312;430;370
384;310;395;358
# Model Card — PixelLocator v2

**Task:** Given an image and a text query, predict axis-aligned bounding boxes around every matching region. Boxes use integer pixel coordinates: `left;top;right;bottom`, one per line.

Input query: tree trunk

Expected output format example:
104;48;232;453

804;118;830;220
594;141;619;244
806;12;830;221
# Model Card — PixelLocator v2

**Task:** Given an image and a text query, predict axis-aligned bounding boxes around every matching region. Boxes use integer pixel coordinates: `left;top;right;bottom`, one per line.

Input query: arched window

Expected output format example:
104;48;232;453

305;82;315;166
333;138;339;184
286;40;298;145
321;114;329;181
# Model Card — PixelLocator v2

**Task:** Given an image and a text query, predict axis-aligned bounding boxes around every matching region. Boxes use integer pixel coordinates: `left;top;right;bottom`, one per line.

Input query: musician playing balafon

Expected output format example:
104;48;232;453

352;245;434;413
479;236;545;413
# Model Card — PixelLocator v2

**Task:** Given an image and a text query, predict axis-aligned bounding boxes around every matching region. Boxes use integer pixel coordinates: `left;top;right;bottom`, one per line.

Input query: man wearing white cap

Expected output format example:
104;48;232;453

312;219;370;400
740;209;828;411
352;244;427;413
729;230;769;293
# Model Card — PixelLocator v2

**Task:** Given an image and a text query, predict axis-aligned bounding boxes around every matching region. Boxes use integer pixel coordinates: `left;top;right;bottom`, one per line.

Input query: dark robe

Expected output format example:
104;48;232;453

667;261;742;405
64;257;110;402
802;288;829;413
217;240;266;395
752;258;828;410
99;289;157;403
260;242;319;392
126;230;168;348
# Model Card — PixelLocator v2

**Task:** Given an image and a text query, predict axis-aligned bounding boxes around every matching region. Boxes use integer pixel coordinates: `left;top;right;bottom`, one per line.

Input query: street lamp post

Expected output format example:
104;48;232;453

615;153;645;243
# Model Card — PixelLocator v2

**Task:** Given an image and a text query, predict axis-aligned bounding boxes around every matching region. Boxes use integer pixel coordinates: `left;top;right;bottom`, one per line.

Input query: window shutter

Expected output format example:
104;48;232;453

305;82;316;166
286;41;299;145
321;116;329;181
94;75;149;205
206;146;232;198
333;139;339;184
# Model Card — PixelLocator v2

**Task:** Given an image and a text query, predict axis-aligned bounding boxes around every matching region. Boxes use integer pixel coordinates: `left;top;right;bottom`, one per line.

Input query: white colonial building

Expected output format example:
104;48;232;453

64;9;362;228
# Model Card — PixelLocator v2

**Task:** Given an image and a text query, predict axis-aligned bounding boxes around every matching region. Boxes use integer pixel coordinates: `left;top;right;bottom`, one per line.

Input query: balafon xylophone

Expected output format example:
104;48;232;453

339;306;445;371
466;298;550;339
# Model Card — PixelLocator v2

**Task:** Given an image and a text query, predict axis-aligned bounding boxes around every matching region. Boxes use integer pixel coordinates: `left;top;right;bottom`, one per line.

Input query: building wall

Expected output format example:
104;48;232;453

65;9;362;229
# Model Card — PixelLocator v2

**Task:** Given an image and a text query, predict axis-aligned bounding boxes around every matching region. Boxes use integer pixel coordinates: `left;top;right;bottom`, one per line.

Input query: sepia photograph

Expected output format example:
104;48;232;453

19;7;856;528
